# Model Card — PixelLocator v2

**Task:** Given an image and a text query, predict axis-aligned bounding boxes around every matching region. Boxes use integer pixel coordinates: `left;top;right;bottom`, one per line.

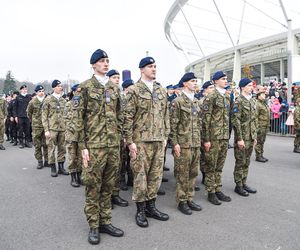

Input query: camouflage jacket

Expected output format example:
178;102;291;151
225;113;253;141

74;76;122;149
232;95;257;141
169;93;201;148
63;101;79;142
0;99;7;119
42;94;66;132
123;79;170;144
27;97;45;128
256;99;270;128
202;90;230;142
294;104;300;129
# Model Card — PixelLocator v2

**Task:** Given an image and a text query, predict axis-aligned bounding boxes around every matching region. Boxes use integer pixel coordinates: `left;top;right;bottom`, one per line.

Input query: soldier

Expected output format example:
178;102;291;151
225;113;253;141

27;85;48;169
123;56;170;228
8;91;19;145
255;88;270;162
42;80;68;177
202;71;231;205
0;94;7;150
169;72;202;215
293;98;300;153
63;84;82;187
12;85;32;148
5;95;12;142
106;69;120;86
75;49;124;245
232;78;257;196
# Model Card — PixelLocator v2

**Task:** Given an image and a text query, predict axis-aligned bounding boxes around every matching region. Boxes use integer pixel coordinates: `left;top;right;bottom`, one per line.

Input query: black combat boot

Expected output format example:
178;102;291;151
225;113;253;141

25;140;32;148
19;140;25;149
135;202;148;227
256;155;267;163
163;166;170;171
99;224;124;237
145;199;169;221
50;164;58;177
88;228;100;245
70;172;80;187
0;144;5;150
44;161;49;167
234;185;249;197
243;184;257;194
13;139;18;146
57;162;69;175
187;200;202;211
262;156;269;162
112;195;128;207
293;146;300;153
37;160;43;169
157;187;166;195
215;191;232;202
178;201;192;215
162;177;168;182
6;135;10;141
76;171;82;185
208;192;222;205
10;138;14;143
194;185;200;191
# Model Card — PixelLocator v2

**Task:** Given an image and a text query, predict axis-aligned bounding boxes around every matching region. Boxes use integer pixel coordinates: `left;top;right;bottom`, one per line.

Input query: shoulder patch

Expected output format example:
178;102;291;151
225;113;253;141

203;104;209;111
73;96;80;107
233;107;239;113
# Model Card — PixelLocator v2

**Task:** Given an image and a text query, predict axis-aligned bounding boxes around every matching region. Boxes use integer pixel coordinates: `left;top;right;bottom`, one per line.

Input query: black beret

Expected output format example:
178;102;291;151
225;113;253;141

34;85;44;92
90;49;108;64
106;69;119;77
52;79;61;88
179;72;197;87
166;84;173;89
13;91;19;95
20;84;27;90
139;57;155;68
122;79;134;89
202;81;213;90
71;84;79;92
239;78;252;88
212;71;226;81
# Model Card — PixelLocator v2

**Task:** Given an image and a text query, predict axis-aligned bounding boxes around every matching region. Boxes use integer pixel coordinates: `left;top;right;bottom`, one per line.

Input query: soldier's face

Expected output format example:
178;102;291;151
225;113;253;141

93;58;109;75
141;63;156;80
37;89;45;97
215;76;227;89
243;83;253;95
205;85;215;95
53;84;63;94
184;79;197;92
110;75;120;85
167;89;174;95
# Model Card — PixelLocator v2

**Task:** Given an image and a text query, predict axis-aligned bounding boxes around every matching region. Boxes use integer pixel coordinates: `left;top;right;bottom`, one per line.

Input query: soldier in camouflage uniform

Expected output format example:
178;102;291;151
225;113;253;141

74;49;124;245
169;72;202;215
293;98;300;153
123;57;170;228
202;71;231;205
27;85;48;168
0;95;7;150
232;78;257;197
42;80;68;177
64;84;82;187
255;89;270;162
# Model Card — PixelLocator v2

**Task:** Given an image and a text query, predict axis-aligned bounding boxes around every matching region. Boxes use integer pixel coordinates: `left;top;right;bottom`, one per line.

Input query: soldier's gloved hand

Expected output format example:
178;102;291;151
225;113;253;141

128;143;137;160
45;131;51;139
174;144;181;157
237;140;245;150
203;142;211;152
81;149;90;168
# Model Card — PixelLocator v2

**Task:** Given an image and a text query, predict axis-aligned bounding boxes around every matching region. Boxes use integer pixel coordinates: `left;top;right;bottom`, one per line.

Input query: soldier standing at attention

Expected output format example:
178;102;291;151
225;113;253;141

106;69;129;207
64;84;82;187
75;49;124;245
169;72;202;215
293;98;300;153
42;80;69;177
0;95;7;150
255;89;270;162
27;85;48;169
13;85;32;149
202;71;232;205
232;78;257;196
123;56;170;228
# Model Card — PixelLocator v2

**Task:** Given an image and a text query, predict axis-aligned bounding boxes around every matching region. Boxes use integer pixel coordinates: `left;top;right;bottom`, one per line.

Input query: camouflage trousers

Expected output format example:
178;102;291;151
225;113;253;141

255;127;268;156
234;140;254;186
82;146;119;228
200;146;207;173
203;139;228;193
45;130;66;164
112;141;125;196
131;141;164;202
174;147;200;203
32;128;48;162
294;134;300;147
66;142;82;173
0;118;4;143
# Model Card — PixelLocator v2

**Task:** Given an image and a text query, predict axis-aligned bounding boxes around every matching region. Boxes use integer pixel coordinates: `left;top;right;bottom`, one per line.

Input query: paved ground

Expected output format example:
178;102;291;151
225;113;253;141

0;135;299;250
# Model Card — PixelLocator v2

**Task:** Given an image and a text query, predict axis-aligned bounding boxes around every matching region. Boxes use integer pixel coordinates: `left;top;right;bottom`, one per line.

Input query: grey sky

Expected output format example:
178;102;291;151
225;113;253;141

0;0;185;86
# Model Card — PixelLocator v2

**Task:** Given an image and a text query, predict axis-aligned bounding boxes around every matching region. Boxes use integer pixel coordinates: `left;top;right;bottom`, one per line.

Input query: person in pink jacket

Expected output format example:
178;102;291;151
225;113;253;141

271;99;281;133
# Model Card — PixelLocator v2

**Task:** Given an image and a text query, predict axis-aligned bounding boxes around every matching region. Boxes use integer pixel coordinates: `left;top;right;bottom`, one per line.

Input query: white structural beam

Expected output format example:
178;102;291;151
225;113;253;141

232;49;241;83
203;60;211;81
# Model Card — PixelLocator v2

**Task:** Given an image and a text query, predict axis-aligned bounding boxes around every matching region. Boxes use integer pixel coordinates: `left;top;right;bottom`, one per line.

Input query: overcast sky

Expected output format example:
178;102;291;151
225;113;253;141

0;0;186;86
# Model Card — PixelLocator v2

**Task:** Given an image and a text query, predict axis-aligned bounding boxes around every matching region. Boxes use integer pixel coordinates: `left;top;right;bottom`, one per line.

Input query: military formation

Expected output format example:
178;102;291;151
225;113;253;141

0;48;298;246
